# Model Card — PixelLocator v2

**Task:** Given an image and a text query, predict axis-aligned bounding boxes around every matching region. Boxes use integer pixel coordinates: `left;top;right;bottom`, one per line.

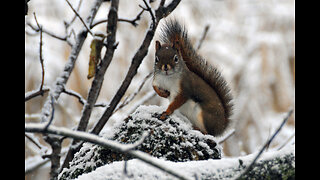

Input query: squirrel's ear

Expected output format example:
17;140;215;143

172;40;179;49
155;41;161;51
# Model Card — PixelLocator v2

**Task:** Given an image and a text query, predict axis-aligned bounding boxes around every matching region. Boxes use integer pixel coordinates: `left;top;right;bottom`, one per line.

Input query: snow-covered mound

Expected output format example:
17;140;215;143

75;144;294;180
59;105;221;180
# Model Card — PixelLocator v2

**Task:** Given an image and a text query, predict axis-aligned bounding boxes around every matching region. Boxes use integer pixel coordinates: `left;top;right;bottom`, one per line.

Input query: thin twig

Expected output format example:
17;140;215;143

91;9;145;28
25;134;42;149
25;88;50;102
123;160;133;178
140;0;155;25
65;0;93;35
277;132;295;150
27;22;68;42
62;89;107;107
196;24;210;50
33;13;45;93
63;0;83;45
65;0;83;28
25;13;49;102
236;109;294;179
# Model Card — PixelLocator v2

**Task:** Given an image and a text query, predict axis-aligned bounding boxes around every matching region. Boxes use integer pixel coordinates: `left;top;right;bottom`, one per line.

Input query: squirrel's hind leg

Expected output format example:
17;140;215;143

192;125;208;135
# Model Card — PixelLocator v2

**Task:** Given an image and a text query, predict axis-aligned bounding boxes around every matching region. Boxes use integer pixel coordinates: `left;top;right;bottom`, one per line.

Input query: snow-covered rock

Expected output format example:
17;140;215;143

59;105;221;180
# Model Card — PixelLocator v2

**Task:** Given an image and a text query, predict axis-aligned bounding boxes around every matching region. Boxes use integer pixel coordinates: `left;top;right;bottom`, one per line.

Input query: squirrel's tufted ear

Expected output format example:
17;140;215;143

172;40;179;50
155;41;161;51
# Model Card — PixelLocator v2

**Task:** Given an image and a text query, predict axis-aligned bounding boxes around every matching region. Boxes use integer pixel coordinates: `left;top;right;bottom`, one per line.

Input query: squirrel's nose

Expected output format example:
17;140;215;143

162;64;171;71
164;64;168;71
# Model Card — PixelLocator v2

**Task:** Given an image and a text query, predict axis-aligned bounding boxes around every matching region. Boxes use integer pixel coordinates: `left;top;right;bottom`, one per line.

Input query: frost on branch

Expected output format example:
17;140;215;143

59;105;221;179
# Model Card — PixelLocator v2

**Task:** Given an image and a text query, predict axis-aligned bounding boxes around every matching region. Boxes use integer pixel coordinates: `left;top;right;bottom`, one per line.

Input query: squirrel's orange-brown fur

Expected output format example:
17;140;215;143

153;19;233;136
159;19;233;125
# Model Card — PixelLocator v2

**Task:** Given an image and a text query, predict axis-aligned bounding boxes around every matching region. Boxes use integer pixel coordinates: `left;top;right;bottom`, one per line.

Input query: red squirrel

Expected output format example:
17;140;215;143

152;19;233;136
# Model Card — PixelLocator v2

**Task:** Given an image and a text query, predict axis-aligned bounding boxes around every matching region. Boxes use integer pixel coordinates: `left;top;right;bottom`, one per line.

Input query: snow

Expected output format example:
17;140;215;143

75;144;294;180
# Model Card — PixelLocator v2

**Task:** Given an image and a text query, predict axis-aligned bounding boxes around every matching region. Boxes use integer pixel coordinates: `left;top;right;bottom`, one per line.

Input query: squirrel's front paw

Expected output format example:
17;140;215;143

159;112;169;120
153;111;171;120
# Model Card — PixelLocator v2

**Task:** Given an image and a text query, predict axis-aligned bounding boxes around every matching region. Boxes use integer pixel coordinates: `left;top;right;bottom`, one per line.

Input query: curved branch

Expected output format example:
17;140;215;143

25;123;192;180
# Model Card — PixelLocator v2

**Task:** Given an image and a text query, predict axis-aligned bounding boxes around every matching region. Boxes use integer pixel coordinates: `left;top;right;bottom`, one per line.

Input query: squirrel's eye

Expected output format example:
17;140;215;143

174;55;179;63
155;56;159;64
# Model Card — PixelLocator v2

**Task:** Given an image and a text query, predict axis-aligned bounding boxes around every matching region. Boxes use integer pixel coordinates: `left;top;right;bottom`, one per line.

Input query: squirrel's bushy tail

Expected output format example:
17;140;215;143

159;18;234;122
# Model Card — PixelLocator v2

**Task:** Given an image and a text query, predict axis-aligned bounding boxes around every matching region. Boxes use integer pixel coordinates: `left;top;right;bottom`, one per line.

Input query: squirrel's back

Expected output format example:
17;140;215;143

159;19;233;124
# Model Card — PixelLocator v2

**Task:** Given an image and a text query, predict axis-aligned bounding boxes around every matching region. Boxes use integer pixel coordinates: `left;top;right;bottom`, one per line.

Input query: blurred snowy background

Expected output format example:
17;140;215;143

25;0;294;179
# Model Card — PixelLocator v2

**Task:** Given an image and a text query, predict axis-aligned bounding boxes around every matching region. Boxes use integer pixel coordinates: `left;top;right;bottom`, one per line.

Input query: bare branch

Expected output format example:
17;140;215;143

33;13;46;93
65;0;93;35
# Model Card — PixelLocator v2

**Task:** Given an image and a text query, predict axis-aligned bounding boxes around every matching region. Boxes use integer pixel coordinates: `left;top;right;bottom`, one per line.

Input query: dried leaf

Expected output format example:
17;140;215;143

87;38;104;79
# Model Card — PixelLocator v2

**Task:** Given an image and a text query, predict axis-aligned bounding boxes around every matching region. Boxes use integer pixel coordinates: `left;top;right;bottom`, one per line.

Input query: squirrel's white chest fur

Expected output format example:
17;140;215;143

152;73;206;132
152;73;181;102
